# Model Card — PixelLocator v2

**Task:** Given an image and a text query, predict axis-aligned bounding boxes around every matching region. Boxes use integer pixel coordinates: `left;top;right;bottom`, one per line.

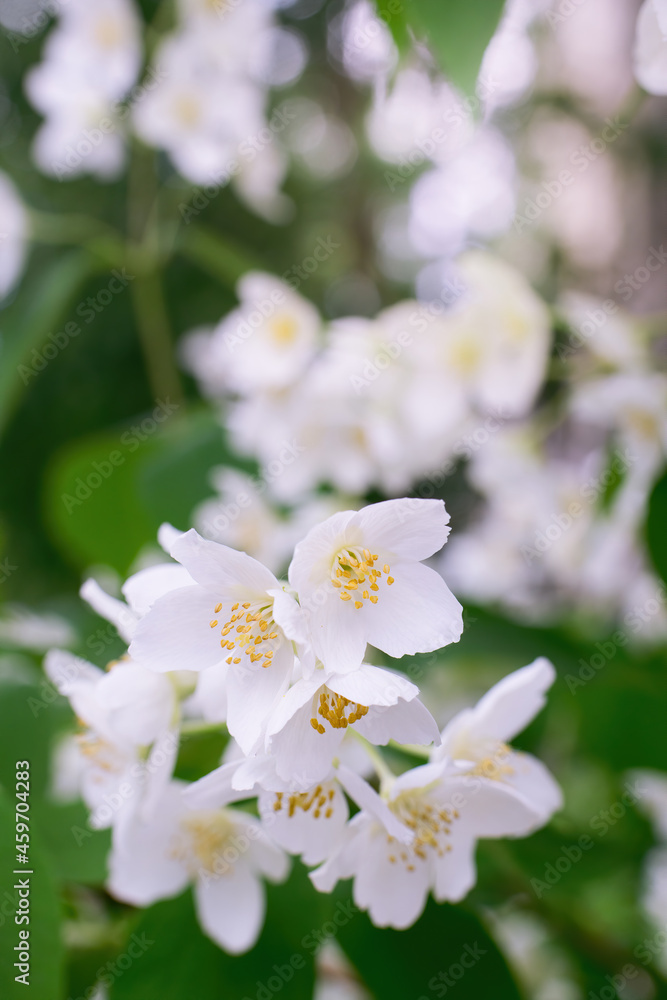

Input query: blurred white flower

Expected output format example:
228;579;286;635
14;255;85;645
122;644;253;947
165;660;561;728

0;606;76;651
0;171;28;300
24;0;142;180
108;781;288;954
185;272;320;395
44;649;178;833
634;0;667;95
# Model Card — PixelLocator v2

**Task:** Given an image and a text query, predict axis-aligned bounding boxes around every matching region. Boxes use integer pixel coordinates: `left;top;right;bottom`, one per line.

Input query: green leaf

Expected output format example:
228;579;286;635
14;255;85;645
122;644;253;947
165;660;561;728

336;891;522;1000
110;867;318;1000
0;788;65;1000
646;465;667;583
0;250;98;437
381;0;505;96
43;409;227;575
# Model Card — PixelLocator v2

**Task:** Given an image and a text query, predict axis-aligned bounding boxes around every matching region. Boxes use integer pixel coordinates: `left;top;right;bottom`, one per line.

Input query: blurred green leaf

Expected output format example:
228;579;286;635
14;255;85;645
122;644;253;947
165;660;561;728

0;788;65;1000
44;410;227;575
0;250;98;436
646;465;667;583
335;891;522;1000
377;0;505;95
110;866;318;1000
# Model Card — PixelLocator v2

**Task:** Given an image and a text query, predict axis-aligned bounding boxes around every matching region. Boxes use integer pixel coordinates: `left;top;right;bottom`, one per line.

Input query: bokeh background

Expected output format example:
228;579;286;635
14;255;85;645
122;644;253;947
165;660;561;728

1;0;667;998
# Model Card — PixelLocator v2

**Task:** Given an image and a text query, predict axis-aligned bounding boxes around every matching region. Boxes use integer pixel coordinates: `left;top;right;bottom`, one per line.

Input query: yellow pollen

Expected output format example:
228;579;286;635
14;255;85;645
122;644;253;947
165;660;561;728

310;689;369;733
332;547;394;609
209;619;218;628
214;603;222;613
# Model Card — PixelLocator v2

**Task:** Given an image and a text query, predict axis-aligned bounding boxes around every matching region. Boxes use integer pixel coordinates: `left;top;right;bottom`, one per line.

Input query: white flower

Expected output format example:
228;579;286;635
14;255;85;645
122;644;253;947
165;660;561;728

129;528;309;754
24;0;142;179
432;658;563;824
108;781;288;954
434;252;551;419
186;272;320;395
0;172;28;300
634;0;667;95
310;759;548;929
44;649;178;832
288;499;463;672
264;662;440;788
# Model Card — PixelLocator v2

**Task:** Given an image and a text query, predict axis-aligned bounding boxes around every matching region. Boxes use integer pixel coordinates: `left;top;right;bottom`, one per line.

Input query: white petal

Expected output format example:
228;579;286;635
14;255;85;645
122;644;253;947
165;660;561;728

268;697;342;789
363;563;464;658
459;657;556;745
129;586;227;673
355;498;451;561
269;587;310;646
183;762;244;810
238;814;290;882
44;648;103;695
500;751;563;821
122;563;195;616
356;698;440;747
352;825;431;929
194;864;265;954
259;781;348;865
288;509;359;596
226;642;293;754
80;579;138;642
433;834;477;903
107;784;189;905
308;595;368;674
169;528;278;594
310;815;366;892
437;775;544;839
336;765;413;844
328;663;417;707
192;663;229;723
158;522;185;552
98;662;174;745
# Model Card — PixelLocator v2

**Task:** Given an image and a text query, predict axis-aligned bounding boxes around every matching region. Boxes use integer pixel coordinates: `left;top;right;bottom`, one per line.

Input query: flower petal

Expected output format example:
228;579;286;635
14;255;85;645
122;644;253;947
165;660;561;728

459;657;556;745
129;586;227;673
195;864;265;954
363;562;463;657
169;528;279;595
226;645;293;755
355;697;440;747
122;563;195;616
80;579;138;642
355;498;451;562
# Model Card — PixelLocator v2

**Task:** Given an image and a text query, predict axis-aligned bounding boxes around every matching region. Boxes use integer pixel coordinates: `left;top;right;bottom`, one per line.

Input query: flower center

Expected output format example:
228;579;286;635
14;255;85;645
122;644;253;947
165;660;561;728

471;742;514;781
76;733;125;774
387;794;459;871
172;810;236;877
309;689;369;734
94;16;123;48
272;784;336;819
331;547;394;610
210;600;279;669
268;314;299;346
173;94;202;128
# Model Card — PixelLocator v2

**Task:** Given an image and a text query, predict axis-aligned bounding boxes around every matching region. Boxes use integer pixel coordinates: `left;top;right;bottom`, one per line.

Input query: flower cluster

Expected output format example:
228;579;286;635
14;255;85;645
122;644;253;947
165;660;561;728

47;499;561;952
184;252;552;501
23;0;298;214
25;0;142;179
